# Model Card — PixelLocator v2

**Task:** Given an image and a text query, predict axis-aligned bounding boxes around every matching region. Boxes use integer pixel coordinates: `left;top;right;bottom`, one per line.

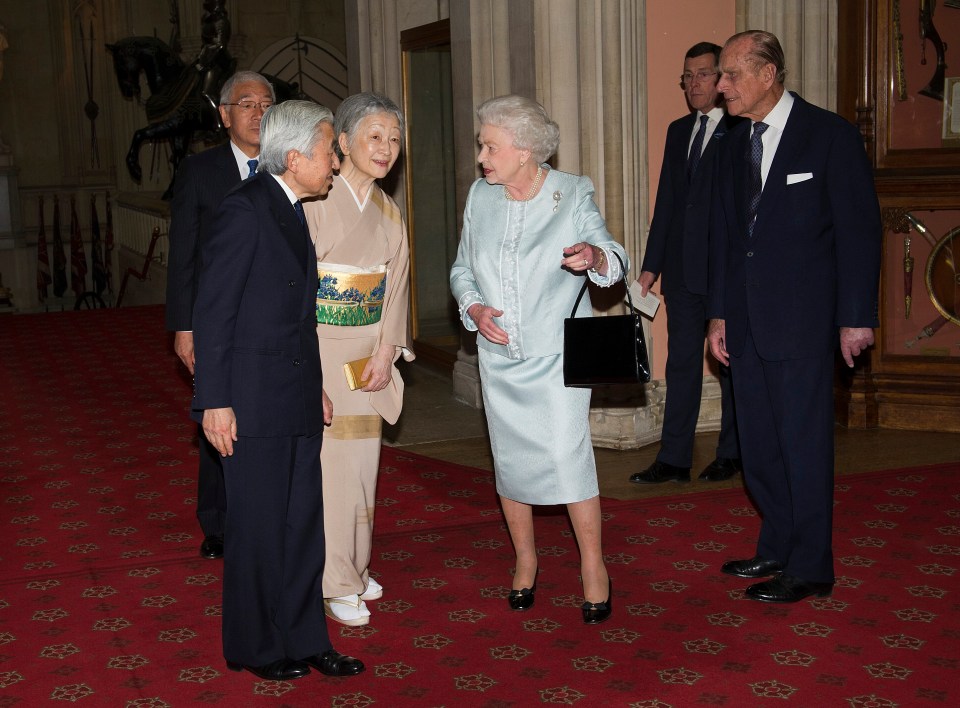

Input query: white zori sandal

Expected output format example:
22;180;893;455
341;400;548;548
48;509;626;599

323;594;371;626
360;577;383;601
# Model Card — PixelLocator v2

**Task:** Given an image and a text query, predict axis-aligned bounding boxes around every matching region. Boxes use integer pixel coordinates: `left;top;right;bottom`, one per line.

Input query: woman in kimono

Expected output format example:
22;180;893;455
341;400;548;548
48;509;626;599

450;95;627;625
303;92;413;627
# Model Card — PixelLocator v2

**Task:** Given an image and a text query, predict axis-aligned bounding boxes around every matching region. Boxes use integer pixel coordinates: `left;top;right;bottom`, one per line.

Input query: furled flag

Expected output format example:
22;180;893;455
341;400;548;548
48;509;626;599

104;194;115;293
90;195;107;295
52;195;67;297
70;196;88;297
36;196;52;301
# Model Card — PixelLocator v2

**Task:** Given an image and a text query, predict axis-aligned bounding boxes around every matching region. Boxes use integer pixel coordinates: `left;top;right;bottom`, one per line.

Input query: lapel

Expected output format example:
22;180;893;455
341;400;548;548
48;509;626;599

728;121;751;241
676;113;697;163
713;112;740;142
698;112;734;166
261;174;309;276
753;93;811;239
214;142;242;190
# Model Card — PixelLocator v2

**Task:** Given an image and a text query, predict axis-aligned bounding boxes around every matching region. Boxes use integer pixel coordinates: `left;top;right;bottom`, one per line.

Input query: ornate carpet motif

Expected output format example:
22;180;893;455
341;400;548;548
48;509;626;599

1;307;957;706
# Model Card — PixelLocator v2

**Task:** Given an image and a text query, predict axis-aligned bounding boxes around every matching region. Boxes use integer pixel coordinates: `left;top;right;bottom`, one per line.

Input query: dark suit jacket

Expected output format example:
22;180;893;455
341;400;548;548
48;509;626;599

708;93;881;361
191;174;325;438
643;112;741;295
165;142;242;332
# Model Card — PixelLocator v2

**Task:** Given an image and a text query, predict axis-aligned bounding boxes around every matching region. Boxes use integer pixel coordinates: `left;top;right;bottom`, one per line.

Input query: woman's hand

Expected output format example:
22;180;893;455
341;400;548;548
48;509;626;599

562;242;607;275
360;344;395;392
468;303;509;345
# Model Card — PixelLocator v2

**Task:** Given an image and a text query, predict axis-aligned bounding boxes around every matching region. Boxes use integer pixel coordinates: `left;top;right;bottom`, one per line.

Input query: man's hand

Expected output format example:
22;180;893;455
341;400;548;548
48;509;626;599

468;303;509;345
174;331;195;374
839;327;874;368
202;407;237;456
637;271;657;298
322;389;333;426
707;318;729;366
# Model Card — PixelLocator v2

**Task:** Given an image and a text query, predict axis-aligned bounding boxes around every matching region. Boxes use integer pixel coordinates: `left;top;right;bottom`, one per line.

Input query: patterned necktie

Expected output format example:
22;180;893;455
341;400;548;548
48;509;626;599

686;114;709;182
246;159;258;179
747;122;768;236
293;200;306;227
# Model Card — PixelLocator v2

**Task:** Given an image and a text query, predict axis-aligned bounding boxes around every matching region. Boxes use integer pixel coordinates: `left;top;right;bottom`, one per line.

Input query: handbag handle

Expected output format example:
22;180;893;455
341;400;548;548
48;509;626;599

569;251;632;318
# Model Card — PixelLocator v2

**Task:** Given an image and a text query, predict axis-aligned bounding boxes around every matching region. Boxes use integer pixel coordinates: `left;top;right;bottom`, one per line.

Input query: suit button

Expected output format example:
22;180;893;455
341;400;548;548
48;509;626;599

288;280;296;287
746;251;754;257
293;359;300;366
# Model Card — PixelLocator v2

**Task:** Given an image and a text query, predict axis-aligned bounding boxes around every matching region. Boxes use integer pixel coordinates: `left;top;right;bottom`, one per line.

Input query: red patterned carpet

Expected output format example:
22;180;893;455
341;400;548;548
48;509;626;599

1;306;958;706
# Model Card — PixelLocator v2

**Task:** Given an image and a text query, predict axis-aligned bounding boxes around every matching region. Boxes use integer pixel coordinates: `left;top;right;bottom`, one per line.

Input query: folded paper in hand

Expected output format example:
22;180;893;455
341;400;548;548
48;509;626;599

627;281;661;318
343;357;371;391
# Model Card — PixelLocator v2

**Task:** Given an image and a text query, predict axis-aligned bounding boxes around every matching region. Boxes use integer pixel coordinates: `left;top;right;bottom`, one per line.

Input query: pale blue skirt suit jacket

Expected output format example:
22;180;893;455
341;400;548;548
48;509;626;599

450;169;628;504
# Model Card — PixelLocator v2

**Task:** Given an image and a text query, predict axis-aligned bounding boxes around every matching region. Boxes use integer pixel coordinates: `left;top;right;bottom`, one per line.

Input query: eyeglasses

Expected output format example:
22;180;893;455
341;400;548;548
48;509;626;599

680;70;719;88
222;100;274;113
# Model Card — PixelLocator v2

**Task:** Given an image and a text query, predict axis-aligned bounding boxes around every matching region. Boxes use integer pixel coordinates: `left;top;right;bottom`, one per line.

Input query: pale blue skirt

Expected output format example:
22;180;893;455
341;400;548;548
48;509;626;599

479;350;599;505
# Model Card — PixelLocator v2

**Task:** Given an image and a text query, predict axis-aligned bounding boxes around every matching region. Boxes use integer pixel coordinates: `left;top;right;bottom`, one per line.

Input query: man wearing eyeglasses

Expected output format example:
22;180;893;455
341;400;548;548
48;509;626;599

630;42;743;486
166;70;275;560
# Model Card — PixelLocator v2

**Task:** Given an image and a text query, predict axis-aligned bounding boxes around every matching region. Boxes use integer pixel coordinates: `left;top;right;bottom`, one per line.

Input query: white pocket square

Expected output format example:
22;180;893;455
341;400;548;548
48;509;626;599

786;172;813;185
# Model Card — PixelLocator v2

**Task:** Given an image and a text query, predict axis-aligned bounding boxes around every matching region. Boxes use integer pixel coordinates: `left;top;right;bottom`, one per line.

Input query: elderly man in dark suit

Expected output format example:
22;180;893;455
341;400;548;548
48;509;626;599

708;31;881;603
631;42;742;486
192;100;364;680
165;71;274;560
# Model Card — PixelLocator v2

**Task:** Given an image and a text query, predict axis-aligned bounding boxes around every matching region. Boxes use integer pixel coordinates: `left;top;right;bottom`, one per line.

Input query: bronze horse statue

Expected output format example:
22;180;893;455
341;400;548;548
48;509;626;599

106;36;299;199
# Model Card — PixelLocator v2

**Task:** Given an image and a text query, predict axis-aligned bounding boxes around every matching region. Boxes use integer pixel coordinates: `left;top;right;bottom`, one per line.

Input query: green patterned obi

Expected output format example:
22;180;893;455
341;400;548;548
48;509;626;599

316;262;387;326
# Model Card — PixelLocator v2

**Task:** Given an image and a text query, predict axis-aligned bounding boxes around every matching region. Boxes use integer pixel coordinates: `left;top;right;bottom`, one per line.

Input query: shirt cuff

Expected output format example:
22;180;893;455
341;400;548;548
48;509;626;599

457;291;485;331
587;247;622;287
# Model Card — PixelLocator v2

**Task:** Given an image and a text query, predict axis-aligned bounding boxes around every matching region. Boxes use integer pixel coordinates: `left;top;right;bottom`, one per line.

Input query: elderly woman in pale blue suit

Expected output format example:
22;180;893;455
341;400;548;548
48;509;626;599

450;95;628;625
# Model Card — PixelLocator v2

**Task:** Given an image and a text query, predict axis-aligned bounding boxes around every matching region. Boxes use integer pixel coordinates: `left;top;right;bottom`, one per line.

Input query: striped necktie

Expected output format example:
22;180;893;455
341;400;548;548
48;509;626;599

686;114;709;182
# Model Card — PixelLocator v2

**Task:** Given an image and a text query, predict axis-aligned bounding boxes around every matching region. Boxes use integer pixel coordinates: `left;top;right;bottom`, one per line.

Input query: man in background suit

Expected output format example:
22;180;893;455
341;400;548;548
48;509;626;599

707;31;881;603
165;71;274;559
631;42;742;486
192;100;364;680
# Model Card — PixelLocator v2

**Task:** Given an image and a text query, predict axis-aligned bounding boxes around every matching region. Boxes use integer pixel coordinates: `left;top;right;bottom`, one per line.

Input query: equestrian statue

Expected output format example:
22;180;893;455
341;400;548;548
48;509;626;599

107;0;297;199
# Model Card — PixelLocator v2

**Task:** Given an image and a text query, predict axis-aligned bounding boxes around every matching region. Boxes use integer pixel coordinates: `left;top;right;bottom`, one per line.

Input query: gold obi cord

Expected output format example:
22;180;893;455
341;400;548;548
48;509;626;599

316;263;387;326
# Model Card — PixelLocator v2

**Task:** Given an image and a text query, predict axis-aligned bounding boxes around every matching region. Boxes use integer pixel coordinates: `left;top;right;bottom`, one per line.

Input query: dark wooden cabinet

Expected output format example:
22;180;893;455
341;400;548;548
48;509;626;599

836;0;960;432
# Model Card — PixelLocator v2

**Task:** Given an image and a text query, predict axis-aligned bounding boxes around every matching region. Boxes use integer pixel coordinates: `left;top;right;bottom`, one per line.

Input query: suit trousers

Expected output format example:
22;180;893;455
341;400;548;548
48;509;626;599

221;432;332;665
658;285;739;468
730;327;836;583
195;424;226;537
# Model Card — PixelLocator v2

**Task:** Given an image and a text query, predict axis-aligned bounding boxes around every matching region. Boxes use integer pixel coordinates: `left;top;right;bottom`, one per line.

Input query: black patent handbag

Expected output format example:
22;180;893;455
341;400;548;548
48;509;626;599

563;253;651;387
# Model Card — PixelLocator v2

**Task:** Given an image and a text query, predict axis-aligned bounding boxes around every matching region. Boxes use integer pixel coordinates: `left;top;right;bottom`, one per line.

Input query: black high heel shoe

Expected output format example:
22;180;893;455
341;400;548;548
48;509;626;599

507;569;538;611
581;578;612;624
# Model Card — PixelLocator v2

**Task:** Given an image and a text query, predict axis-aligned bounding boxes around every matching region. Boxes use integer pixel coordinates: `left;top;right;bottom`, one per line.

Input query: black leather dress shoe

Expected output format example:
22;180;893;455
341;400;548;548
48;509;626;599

302;650;365;677
629;460;691;484
745;574;833;603
721;555;784;578
199;534;224;559
227;658;309;680
698;457;742;481
582;579;612;625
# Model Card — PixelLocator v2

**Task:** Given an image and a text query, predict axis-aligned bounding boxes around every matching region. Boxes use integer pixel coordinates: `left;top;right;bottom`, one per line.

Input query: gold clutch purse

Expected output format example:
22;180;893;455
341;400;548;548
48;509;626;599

343;357;371;391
